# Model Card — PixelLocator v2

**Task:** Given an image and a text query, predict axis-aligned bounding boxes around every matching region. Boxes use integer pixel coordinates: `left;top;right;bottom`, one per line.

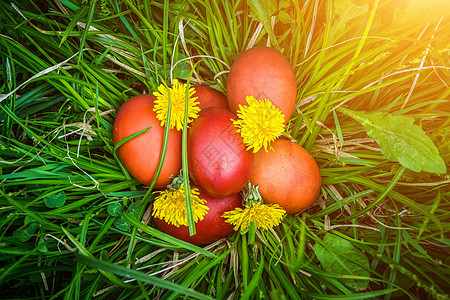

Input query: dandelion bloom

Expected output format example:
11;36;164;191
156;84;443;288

232;96;285;153
152;184;208;227
153;79;201;131
222;202;286;231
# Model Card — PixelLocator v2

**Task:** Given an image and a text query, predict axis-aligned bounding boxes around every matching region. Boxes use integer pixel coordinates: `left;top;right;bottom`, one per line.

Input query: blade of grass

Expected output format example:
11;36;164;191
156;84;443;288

123;212;215;258
0;242;43;284
302;289;400;299
247;0;280;51
167;241;236;300
113;126;154;153
346;175;443;234
162;0;169;80
75;254;213;300
59;6;87;47
241;247;264;299
61;227;135;289
1;189;60;231
122;0;162;44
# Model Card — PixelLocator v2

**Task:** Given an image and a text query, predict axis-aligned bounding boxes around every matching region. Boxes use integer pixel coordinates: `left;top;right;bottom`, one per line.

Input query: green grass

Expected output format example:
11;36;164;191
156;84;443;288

1;0;449;299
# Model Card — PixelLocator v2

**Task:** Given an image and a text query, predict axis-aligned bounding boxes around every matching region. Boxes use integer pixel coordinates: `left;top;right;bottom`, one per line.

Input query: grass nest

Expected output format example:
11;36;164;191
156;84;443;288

0;0;449;299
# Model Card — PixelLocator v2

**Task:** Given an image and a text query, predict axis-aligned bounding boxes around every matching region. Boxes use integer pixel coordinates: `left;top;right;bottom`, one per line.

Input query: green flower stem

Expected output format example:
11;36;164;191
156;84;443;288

128;87;172;258
248;221;256;245
141;86;172;207
240;233;249;289
182;62;201;236
124;82;171;259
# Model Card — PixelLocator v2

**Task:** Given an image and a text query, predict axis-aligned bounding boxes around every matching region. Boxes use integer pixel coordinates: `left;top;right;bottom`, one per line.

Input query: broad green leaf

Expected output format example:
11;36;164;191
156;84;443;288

127;201;140;219
176;63;191;80
37;235;48;253
107;203;122;217
114;215;130;231
13;230;31;243
30;271;48;283
113;201;139;230
338;107;446;174
44;191;66;208
24;215;39;226
13;222;39;242
314;234;370;290
26;184;46;195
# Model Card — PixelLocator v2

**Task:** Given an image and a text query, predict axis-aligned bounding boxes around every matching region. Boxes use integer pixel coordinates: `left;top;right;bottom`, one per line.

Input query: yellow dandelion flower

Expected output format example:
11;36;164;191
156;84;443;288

152;184;209;227
222;202;286;231
153;79;201;131
232;96;285;153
